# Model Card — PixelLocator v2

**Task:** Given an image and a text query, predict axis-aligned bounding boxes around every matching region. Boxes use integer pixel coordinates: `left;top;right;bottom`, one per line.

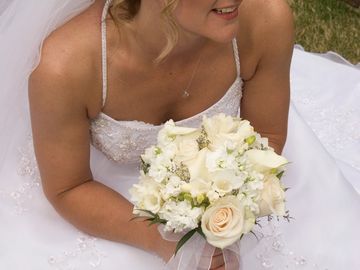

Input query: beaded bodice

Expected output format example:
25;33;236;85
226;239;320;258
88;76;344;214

90;79;243;164
89;0;243;164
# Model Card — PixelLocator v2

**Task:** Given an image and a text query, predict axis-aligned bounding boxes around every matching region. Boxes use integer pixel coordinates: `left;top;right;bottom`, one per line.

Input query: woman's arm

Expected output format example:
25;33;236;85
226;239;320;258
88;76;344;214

239;0;294;154
28;37;174;261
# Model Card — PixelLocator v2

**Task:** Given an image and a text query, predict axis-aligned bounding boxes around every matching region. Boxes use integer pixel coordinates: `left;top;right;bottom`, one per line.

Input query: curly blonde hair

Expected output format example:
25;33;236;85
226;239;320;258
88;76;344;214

109;0;179;62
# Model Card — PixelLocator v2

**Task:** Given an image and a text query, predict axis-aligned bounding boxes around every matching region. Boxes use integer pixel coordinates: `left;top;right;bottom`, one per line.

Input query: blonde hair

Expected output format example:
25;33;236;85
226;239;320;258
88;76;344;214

109;0;179;62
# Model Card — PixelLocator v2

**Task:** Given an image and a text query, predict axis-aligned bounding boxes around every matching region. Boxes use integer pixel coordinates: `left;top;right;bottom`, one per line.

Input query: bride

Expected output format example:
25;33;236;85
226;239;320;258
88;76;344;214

0;0;359;269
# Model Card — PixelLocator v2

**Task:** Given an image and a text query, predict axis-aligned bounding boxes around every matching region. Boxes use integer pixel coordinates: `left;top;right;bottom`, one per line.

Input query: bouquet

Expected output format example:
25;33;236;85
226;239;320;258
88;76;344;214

130;114;289;268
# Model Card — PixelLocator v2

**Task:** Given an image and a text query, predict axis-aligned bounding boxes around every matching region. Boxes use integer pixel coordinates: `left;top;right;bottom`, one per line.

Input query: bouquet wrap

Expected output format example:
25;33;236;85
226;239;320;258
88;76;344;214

159;224;241;270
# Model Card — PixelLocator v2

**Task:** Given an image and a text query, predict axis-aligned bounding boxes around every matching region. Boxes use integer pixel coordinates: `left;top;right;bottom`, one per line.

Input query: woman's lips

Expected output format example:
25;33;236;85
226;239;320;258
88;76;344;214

211;6;239;20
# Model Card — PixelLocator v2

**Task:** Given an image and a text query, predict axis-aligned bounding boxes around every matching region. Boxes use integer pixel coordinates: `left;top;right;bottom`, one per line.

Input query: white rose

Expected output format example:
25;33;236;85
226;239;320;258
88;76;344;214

175;138;200;163
203;114;239;136
201;196;255;249
245;149;288;173
202;114;240;149
130;176;162;214
258;174;286;216
209;120;254;150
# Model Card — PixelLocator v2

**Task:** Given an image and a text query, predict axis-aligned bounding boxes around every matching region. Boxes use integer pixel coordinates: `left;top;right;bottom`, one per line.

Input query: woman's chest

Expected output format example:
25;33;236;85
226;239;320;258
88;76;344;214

90;76;243;164
88;39;252;164
99;43;241;125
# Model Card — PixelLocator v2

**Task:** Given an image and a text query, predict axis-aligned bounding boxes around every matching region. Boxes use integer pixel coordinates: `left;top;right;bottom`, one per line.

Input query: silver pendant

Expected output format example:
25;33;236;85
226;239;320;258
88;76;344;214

182;90;190;98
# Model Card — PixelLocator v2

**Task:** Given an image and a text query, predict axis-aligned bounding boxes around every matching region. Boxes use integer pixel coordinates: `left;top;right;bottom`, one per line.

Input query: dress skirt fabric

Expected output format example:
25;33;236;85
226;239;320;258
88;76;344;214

0;1;359;269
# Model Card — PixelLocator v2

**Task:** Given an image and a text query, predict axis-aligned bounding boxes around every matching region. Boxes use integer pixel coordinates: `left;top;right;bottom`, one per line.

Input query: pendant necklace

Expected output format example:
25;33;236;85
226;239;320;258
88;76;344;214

182;55;202;98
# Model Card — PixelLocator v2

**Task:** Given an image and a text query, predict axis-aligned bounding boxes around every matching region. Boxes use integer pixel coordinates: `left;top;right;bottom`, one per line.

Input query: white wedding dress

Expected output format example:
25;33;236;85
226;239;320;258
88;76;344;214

0;1;359;269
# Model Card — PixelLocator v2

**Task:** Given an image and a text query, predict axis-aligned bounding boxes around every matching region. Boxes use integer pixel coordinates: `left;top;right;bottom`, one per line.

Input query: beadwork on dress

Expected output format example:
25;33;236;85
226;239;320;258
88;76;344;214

90;78;242;164
291;85;360;171
0;135;42;215
252;220;329;269
48;233;107;270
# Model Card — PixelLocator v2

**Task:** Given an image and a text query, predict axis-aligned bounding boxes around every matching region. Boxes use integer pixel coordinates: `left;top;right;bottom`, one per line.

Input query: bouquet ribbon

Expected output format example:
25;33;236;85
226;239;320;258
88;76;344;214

159;225;242;270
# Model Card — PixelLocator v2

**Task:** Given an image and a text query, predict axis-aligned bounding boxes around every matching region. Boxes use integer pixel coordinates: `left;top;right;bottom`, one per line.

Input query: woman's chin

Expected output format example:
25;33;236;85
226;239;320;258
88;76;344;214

204;20;240;43
207;29;238;44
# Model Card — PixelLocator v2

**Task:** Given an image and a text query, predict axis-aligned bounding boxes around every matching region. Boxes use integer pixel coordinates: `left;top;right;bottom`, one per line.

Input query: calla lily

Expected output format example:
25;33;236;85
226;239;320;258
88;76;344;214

245;149;288;172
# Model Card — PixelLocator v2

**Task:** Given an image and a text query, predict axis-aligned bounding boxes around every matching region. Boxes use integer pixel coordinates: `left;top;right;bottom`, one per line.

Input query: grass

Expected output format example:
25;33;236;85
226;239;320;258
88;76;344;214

288;0;360;64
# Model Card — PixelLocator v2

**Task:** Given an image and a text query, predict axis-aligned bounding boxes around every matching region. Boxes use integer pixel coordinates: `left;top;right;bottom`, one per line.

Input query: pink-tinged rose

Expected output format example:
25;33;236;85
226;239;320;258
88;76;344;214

201;196;255;249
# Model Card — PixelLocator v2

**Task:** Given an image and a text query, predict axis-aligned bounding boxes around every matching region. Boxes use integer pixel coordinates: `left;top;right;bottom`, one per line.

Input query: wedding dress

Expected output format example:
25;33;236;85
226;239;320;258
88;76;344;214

0;1;359;269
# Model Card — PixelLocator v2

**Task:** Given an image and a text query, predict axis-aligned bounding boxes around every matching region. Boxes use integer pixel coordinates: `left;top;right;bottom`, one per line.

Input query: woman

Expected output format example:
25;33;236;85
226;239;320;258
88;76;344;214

0;0;359;269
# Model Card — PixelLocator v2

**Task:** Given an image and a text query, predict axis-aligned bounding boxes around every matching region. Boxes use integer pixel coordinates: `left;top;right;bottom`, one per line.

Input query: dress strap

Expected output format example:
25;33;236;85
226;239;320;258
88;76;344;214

100;0;112;108
231;38;241;77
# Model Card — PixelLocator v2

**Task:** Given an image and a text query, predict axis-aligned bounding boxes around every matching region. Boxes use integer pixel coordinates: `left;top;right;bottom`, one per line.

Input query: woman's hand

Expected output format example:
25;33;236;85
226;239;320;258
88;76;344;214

209;248;225;269
156;236;177;262
157;238;225;270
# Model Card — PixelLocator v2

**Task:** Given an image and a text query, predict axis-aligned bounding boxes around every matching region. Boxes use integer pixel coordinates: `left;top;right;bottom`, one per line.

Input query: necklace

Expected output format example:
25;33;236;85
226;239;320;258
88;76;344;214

182;55;202;98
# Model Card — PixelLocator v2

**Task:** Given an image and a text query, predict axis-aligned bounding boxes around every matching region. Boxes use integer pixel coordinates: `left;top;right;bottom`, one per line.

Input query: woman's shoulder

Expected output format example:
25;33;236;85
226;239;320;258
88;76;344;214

38;1;102;79
240;0;293;33
30;1;104;116
237;0;294;77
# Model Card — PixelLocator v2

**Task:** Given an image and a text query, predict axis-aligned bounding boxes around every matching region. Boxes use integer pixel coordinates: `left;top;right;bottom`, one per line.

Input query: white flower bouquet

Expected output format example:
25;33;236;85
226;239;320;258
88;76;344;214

130;114;289;268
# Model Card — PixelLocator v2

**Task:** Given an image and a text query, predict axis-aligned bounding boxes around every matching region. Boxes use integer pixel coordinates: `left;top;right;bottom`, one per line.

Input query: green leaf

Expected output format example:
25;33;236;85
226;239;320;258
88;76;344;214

135;209;156;217
148;219;159;226
146;217;167;226
276;171;285;179
196;227;206;239
140;158;150;174
174;228;197;256
129;216;149;222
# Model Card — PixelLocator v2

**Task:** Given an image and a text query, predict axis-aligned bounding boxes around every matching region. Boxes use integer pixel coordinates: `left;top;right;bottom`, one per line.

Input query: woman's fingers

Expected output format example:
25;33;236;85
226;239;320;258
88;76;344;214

213;248;223;256
210;251;225;269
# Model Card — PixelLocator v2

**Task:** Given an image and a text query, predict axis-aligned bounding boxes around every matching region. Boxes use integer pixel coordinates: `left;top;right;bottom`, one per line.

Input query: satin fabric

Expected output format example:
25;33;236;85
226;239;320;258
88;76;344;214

0;1;359;269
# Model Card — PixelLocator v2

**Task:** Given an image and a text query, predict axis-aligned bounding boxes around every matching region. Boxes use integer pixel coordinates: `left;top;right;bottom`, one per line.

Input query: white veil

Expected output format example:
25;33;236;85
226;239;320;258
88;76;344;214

0;0;94;181
1;2;360;269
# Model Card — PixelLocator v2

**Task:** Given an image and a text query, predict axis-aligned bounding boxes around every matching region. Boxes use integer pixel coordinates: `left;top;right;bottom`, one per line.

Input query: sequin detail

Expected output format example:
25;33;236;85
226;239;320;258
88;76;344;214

0;135;42;215
291;87;360;171
253;220;329;269
48;233;107;270
90;79;243;164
